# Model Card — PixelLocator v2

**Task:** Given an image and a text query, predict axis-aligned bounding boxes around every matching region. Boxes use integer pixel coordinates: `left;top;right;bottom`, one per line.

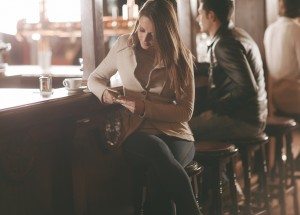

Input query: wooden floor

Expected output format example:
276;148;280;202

230;174;300;214
271;130;300;215
270;174;300;215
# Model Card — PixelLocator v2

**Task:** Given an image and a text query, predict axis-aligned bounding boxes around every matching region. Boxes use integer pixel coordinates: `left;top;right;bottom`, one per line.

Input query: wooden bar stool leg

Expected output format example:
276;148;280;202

140;186;147;215
192;175;200;207
276;135;286;215
211;164;223;214
227;158;239;215
139;186;147;215
286;132;300;215
259;144;271;214
241;148;252;214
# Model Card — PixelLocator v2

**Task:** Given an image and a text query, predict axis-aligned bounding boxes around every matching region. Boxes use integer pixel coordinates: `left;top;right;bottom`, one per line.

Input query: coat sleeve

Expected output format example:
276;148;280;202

294;26;300;72
87;37;120;103
215;38;258;93
143;58;195;123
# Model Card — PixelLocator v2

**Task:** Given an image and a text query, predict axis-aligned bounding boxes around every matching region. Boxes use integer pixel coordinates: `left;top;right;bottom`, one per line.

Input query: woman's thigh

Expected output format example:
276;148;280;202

160;135;195;167
122;132;194;167
122;132;174;165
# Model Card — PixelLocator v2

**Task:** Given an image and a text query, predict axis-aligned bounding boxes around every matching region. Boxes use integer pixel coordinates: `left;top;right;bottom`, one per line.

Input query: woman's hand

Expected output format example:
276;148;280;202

102;89;118;104
116;96;145;115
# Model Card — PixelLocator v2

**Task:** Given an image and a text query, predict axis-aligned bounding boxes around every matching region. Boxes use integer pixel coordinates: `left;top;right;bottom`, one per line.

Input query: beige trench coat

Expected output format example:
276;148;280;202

88;35;195;145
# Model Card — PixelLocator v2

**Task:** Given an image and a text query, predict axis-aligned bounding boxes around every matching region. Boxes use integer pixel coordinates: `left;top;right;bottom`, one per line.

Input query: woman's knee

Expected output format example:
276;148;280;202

169;140;195;167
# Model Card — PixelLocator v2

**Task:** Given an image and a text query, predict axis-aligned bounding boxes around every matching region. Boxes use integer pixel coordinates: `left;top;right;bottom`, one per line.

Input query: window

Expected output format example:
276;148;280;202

0;0;39;35
0;0;81;35
0;0;82;66
46;0;81;23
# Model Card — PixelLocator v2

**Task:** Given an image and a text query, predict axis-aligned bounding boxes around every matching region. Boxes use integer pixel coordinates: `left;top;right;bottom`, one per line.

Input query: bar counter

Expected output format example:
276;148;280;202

0;65;82;88
0;88;93;131
0;88;134;215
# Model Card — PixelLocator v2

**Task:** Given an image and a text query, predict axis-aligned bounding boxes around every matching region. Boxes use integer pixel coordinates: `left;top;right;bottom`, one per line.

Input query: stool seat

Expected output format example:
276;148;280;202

185;161;204;177
195;141;238;158
276;110;300;122
266;116;297;134
233;133;269;146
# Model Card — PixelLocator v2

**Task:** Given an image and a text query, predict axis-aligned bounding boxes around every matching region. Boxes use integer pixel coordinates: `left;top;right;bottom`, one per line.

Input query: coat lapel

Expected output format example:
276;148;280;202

117;45;168;95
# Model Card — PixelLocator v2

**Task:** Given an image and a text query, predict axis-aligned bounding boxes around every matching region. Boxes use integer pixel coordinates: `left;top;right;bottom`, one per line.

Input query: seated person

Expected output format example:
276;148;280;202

190;0;268;141
265;0;300;171
264;0;300;116
88;1;200;214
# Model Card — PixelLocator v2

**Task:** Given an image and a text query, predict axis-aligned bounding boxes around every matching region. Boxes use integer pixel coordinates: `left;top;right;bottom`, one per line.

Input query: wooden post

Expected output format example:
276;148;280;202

177;0;198;55
80;0;105;80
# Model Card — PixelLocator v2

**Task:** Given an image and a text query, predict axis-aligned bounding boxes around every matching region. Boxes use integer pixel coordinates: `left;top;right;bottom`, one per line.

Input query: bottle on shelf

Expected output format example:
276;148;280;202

122;0;139;20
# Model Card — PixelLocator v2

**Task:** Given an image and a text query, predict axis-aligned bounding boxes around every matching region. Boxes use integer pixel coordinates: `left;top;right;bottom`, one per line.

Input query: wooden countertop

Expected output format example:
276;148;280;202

0;88;104;133
0;88;88;111
0;65;84;88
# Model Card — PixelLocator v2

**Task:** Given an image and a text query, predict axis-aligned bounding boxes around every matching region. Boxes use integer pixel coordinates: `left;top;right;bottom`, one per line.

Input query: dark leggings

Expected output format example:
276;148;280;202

122;132;201;215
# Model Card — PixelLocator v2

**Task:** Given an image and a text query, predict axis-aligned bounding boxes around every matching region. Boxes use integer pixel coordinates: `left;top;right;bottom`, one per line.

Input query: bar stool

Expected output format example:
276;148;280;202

185;160;204;207
265;116;299;215
138;161;204;215
233;134;271;215
194;141;239;215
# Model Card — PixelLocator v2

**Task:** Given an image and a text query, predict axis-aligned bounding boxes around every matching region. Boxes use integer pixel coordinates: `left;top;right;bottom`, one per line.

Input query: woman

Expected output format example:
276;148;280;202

88;0;200;214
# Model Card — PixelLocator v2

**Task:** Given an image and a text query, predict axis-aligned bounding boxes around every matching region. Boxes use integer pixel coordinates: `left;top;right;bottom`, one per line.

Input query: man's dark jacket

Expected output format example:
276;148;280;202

195;25;268;125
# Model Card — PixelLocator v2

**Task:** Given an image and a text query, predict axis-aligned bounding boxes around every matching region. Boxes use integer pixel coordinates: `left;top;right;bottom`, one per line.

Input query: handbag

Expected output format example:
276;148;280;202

104;105;124;150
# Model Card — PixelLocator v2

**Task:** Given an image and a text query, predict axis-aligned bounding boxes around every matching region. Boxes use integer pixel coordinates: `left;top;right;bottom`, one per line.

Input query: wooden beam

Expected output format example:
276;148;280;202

177;0;198;56
80;0;105;80
177;0;192;51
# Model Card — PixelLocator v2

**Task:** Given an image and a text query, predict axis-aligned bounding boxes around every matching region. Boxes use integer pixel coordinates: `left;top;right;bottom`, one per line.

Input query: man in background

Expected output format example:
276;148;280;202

190;0;268;141
190;0;268;209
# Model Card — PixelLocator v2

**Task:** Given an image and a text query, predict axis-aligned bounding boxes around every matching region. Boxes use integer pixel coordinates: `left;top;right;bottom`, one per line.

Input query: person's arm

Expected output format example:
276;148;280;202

212;38;259;113
267;75;276;116
87;37;120;103
294;26;300;74
116;58;195;123
264;26;275;116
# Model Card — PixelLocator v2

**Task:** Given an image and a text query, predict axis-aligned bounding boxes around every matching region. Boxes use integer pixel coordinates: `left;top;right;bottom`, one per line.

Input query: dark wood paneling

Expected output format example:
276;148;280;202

0;93;135;215
0;115;75;215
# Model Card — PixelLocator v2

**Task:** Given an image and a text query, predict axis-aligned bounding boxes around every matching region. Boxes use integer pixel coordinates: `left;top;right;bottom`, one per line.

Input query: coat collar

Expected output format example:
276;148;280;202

207;21;234;48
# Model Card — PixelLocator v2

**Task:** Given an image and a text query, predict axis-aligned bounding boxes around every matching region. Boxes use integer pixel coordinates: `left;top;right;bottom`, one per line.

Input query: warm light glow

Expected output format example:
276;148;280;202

0;0;39;35
0;0;81;35
32;33;41;41
46;0;81;22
